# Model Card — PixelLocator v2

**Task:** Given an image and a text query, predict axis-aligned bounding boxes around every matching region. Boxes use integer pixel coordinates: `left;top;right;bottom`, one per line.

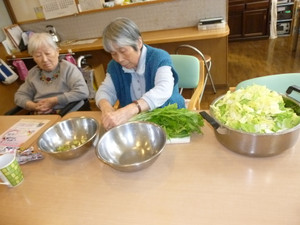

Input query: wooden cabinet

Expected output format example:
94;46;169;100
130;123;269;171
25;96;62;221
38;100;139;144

228;0;244;39
229;0;271;41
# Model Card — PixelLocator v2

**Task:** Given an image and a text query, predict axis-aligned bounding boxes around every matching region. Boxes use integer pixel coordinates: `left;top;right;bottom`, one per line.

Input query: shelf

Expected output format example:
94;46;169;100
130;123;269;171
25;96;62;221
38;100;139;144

276;0;295;36
277;2;294;6
277;34;291;36
277;19;293;22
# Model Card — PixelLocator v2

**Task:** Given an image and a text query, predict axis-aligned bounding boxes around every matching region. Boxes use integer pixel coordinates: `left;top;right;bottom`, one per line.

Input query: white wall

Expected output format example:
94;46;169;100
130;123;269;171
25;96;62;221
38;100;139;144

18;0;227;41
0;0;13;42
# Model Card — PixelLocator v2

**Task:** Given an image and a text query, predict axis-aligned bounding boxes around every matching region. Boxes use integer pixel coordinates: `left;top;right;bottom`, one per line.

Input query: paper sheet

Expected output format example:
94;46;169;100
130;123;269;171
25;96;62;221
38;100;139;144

1;38;17;55
3;24;23;49
78;0;103;12
60;38;98;46
39;0;78;20
0;119;50;149
71;39;98;45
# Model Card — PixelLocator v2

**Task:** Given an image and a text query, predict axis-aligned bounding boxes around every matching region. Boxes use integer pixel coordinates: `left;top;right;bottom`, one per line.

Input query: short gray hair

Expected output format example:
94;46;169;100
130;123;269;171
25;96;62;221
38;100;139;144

28;33;58;56
102;17;142;52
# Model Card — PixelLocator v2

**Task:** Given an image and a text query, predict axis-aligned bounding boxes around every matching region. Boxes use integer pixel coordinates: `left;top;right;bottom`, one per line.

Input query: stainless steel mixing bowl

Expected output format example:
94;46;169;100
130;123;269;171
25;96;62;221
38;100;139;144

37;117;99;160
96;121;166;172
200;92;300;157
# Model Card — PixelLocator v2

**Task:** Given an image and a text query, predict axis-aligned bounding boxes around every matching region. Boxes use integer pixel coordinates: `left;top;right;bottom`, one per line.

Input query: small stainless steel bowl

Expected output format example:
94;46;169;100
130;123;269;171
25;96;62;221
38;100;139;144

37;117;99;160
96;121;166;172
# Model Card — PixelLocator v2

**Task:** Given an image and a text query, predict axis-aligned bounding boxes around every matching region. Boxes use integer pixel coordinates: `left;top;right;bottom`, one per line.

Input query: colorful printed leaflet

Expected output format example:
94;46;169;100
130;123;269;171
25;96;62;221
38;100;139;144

0;119;50;149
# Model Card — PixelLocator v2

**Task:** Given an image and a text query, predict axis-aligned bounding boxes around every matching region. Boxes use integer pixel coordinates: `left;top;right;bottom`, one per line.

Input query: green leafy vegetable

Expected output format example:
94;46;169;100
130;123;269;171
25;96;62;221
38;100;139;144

211;84;300;133
131;104;204;138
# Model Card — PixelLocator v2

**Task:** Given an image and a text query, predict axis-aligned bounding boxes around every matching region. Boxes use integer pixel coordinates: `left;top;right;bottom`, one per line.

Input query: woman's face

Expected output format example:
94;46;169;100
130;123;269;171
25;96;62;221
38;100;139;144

110;38;143;69
32;44;59;71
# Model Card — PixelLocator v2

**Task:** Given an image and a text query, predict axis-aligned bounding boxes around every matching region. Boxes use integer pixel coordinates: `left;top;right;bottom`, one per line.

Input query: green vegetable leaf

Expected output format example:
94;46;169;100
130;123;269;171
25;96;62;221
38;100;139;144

131;104;204;138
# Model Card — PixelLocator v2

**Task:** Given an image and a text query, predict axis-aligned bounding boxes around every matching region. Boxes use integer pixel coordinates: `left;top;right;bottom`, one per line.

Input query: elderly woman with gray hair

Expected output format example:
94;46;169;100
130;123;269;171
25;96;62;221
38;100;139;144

14;32;89;114
95;17;185;130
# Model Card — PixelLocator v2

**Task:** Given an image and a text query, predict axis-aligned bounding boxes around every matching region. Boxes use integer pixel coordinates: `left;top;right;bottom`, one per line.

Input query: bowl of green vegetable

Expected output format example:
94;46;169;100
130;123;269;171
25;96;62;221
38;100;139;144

37;117;99;160
201;85;300;157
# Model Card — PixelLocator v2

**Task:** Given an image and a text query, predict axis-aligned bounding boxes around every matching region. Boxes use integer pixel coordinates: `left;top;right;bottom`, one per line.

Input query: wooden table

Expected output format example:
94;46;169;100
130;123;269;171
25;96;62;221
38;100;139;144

1;111;300;225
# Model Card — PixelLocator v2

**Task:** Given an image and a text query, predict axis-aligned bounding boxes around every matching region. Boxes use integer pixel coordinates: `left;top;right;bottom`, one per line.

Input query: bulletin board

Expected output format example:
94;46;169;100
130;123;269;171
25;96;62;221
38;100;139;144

4;0;170;24
6;0;44;23
6;0;80;22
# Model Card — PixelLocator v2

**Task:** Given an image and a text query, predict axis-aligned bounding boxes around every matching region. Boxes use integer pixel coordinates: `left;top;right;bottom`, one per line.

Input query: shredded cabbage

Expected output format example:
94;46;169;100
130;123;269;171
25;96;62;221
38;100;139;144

211;84;300;133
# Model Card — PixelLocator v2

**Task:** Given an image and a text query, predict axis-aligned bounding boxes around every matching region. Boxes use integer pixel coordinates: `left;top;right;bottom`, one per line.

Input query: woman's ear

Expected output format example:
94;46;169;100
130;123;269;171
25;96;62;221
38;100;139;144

137;37;143;50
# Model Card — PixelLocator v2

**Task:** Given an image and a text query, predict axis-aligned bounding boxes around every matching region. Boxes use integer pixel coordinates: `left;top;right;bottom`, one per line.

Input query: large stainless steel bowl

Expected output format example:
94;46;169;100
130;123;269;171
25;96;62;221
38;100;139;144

37;117;99;160
96;121;167;172
201;93;300;157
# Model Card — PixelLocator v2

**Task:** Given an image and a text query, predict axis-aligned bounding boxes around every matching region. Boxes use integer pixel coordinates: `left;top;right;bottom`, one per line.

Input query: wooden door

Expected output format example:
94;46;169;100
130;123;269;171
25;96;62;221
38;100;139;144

243;8;269;37
228;2;245;38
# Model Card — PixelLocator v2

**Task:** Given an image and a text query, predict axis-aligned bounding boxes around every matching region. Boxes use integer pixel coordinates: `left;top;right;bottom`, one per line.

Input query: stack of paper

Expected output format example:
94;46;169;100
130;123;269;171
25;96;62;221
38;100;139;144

3;24;23;50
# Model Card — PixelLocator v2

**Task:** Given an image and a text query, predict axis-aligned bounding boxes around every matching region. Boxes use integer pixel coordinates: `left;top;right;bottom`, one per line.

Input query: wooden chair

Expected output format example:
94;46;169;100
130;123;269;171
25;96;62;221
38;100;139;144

175;44;216;103
170;54;205;110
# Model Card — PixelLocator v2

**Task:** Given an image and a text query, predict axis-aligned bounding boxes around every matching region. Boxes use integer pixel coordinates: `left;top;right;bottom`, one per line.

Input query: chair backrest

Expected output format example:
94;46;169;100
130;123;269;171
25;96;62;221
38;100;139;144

236;73;300;101
171;54;200;89
170;54;204;110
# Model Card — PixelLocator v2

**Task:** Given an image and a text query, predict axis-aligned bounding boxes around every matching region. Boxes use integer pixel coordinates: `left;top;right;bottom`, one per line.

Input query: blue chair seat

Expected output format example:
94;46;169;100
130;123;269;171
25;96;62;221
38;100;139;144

236;73;300;102
170;54;205;110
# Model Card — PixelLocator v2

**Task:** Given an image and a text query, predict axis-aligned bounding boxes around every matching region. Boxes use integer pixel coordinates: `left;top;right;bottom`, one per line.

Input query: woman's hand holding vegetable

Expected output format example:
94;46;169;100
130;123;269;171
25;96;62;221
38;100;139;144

100;99;149;130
